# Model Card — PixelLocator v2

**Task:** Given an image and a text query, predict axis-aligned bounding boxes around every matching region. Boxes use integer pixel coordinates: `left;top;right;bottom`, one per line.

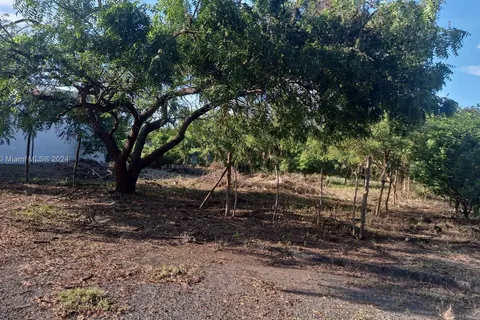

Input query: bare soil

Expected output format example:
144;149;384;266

1;162;480;320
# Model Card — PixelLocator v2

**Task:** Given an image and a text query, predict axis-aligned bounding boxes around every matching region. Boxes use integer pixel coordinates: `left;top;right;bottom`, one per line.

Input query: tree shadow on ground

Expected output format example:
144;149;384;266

2;179;480;319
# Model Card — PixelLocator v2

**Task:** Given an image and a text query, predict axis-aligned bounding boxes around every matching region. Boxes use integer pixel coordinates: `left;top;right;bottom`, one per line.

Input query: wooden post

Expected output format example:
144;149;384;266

225;152;232;217
393;170;398;205
352;171;360;236
375;173;386;217
25;131;31;183
385;172;394;212
73;134;82;188
359;156;372;240
199;167;228;208
233;167;238;217
273;163;280;221
316;169;324;227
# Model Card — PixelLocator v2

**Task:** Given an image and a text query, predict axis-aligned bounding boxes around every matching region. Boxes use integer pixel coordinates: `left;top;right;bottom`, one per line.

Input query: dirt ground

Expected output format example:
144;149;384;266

1;162;480;320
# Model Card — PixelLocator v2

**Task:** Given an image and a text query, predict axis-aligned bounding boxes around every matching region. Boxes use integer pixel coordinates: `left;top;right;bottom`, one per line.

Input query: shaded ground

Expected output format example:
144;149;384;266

1;163;480;320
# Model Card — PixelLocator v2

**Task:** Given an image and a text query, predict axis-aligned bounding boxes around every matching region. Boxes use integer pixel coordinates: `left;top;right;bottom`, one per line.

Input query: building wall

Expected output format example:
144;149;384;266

0;127;105;164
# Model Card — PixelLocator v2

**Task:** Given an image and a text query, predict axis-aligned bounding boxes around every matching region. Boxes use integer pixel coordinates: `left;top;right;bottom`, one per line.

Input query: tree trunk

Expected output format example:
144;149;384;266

375;175;386;217
385;174;393;212
225;152;232;217
114;162;140;193
73;134;82;188
25;131;31;183
359;156;372;240
30;135;34;158
316;169;324;227
352;172;360;236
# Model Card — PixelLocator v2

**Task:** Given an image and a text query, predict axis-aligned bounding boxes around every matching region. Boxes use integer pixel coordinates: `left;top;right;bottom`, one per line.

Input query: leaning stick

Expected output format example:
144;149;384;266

199;167;228;208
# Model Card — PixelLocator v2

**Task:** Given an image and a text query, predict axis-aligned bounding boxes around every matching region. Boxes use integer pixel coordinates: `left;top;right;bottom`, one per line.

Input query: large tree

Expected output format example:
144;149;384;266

0;0;467;192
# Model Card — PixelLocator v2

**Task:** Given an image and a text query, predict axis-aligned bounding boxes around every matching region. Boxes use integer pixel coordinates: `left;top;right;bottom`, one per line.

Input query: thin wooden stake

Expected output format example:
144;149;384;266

393;170;398;205
199;167;228;208
385;172;393;212
25;131;31;183
225;152;232;217
73;134;82;188
375;173;386;217
233;167;238;217
316;169;324;227
352;172;360;236
359;156;372;240
273;163;280;221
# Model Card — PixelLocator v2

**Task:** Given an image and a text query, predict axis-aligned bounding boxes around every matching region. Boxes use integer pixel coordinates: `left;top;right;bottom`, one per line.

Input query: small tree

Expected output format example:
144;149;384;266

412;108;480;218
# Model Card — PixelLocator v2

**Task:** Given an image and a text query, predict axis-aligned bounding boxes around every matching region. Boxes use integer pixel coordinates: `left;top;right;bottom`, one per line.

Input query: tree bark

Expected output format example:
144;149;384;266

114;161;140;193
225;152;232;217
73;134;82;188
359;156;372;240
25;131;31;183
352;172;360;236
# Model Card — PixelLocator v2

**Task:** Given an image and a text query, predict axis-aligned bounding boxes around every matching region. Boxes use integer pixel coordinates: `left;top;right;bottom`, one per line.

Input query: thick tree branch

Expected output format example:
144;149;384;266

139;87;201;122
139;102;217;169
131;118;170;162
108;112;119;137
88;113;120;160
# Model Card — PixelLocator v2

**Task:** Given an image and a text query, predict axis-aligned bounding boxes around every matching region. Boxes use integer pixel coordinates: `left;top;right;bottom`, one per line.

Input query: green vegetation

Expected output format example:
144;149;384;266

58;287;113;314
412;108;480;218
0;0;467;193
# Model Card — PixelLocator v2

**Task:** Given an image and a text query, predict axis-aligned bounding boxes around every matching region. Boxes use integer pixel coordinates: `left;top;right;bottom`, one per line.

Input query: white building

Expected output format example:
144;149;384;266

0;127;104;164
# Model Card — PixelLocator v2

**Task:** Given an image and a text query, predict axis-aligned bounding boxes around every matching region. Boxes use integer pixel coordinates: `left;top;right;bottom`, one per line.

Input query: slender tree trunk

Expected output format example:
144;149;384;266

199;167;228;208
317;169;324;227
225;152;232;217
385;174;393;212
73;134;82;188
30;135;34;158
273;163;280;221
352;172;360;236
375;174;386;217
359;156;372;240
25;131;31;183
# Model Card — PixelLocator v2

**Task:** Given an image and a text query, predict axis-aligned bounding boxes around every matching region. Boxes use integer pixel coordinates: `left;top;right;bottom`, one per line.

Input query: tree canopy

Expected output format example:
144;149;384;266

412;108;480;218
0;0;467;192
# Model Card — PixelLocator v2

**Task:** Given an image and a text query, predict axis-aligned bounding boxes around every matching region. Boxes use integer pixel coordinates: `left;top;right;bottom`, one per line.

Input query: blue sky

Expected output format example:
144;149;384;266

1;0;478;107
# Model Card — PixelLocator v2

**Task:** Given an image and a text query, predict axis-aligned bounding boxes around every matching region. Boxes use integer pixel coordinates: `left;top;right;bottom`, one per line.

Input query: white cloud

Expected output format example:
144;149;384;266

462;66;480;76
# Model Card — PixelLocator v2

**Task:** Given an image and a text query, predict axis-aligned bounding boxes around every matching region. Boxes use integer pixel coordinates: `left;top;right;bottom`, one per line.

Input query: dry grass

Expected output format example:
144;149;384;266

57;287;113;318
441;305;455;320
1;163;480;319
149;264;203;284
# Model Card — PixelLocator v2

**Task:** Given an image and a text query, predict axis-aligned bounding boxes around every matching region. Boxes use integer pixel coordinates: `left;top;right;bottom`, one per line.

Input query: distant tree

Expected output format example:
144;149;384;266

412;108;480;218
